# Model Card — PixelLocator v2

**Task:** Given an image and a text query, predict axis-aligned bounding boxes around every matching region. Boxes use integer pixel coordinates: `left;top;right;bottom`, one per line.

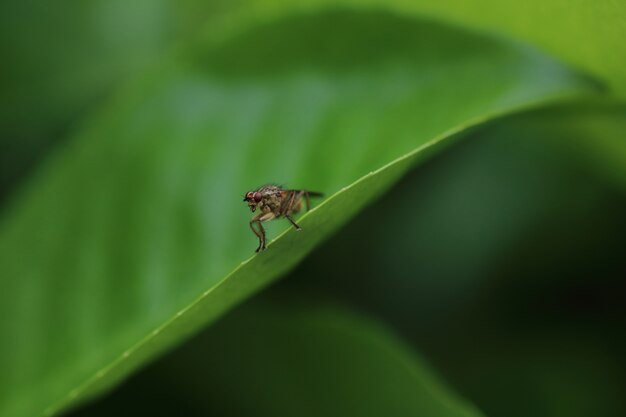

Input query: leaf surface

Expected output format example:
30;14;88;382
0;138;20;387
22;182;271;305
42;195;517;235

0;10;592;417
227;0;626;95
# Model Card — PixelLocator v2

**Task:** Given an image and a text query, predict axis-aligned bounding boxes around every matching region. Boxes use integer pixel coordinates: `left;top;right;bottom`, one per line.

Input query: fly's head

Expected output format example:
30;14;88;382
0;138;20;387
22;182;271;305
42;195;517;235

243;191;263;212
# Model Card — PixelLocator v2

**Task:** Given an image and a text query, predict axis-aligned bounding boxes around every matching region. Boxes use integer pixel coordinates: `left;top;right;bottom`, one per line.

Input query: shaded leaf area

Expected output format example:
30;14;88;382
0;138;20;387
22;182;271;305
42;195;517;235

0;10;592;417
70;299;483;417
277;104;626;417
498;102;626;190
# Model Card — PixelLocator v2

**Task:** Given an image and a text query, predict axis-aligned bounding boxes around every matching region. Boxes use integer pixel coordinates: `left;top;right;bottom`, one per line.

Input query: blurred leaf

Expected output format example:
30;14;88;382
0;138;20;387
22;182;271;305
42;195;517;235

0;0;237;143
497;102;626;189
392;0;626;95
0;0;167;147
0;0;239;202
0;10;592;417
228;0;626;95
92;298;484;417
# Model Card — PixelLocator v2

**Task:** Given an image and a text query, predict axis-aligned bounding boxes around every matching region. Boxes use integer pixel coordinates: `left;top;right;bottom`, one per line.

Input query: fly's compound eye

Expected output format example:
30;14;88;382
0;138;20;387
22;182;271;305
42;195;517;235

253;192;262;203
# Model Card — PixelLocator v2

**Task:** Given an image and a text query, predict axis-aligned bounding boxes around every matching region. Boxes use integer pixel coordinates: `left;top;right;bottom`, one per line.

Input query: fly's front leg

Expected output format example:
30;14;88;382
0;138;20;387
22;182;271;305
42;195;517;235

303;191;311;211
249;216;263;252
251;211;275;252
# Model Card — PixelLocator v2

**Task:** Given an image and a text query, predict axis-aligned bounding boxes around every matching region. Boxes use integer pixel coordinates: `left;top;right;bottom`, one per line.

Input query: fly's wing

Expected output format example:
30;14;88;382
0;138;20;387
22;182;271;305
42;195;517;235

284;190;324;213
285;189;324;197
279;190;296;214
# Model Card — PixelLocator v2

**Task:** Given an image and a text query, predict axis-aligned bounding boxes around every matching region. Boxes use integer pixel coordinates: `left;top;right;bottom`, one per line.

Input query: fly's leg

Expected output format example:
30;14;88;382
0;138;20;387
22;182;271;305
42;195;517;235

286;214;301;231
304;191;311;211
250;211;275;252
256;222;266;252
281;191;302;231
249;219;263;252
285;190;297;214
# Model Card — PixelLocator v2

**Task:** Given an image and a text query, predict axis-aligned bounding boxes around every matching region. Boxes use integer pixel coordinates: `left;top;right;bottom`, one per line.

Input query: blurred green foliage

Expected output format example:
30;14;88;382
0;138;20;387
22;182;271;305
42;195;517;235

0;1;625;417
71;298;485;417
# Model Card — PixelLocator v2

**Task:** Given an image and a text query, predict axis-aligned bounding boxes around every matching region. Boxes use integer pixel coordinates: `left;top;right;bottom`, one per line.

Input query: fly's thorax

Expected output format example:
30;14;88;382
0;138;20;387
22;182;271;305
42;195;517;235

263;193;283;214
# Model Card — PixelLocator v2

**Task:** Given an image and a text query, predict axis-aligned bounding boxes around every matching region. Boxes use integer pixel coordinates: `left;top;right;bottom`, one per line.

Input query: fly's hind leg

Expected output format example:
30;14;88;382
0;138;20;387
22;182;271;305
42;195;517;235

286;214;301;231
302;190;323;211
282;191;302;231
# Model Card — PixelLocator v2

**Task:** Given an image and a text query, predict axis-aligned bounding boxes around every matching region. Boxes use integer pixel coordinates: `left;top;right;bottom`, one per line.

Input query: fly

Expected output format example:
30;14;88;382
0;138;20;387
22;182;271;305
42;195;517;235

243;185;323;252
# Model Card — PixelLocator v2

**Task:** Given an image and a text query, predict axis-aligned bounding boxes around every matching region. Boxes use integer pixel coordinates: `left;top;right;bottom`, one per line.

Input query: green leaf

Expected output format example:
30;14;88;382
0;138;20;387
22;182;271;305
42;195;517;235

97;297;484;417
226;0;626;96
397;0;626;96
0;10;592;417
